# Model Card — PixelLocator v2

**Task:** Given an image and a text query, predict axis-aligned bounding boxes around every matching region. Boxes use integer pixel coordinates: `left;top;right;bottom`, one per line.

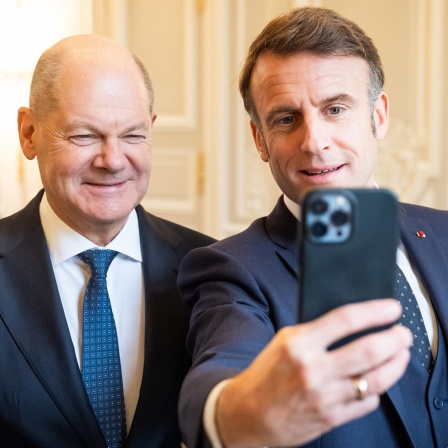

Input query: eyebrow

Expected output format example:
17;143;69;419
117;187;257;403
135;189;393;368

64;121;150;134
120;123;150;134
64;122;99;134
323;93;358;105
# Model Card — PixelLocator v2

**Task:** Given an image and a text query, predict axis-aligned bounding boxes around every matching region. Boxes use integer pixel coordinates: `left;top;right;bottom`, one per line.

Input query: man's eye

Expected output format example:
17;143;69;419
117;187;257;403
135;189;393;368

123;134;146;143
279;116;294;124
329;107;342;115
69;135;98;146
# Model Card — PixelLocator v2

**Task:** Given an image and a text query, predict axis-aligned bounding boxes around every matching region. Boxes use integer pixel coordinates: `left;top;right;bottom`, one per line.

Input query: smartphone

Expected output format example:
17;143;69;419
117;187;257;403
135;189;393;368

298;188;399;340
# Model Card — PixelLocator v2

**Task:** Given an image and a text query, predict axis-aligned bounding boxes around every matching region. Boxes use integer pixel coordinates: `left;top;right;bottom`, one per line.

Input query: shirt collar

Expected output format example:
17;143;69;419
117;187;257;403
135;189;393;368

283;195;301;221
39;193;142;267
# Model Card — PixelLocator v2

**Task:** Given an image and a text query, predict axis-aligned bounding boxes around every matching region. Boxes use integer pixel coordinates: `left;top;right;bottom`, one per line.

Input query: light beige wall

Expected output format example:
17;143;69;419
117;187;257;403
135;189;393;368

443;2;448;206
0;0;93;218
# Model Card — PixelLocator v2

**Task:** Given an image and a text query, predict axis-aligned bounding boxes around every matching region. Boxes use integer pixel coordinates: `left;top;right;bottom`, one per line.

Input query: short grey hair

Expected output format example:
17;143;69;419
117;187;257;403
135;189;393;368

29;46;154;123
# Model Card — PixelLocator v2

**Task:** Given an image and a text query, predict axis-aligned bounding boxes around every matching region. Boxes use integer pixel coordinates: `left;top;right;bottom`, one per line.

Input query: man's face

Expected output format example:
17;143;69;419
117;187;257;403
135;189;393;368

249;52;389;204
27;60;154;241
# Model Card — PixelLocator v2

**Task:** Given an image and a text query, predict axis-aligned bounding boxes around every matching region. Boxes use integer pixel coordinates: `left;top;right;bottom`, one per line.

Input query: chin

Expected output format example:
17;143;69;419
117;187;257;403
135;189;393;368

84;205;133;225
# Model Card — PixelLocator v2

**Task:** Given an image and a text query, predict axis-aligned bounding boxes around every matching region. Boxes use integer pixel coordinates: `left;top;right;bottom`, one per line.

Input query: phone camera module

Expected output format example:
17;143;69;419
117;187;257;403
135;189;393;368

331;210;350;227
305;192;353;244
310;199;328;215
310;221;327;237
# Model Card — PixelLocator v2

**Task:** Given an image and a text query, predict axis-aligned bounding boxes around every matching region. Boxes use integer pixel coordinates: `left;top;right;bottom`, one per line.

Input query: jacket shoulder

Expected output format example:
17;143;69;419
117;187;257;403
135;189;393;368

0;192;43;255
400;202;448;222
136;205;216;251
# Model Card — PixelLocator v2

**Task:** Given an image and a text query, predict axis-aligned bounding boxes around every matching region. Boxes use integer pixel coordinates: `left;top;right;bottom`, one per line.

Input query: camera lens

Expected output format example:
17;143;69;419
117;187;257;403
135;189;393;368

310;199;328;215
331;210;349;226
310;221;327;237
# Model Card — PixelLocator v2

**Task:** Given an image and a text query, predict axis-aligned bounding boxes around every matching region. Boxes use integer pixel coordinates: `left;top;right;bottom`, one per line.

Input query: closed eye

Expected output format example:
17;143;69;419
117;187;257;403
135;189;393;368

122;134;147;144
69;135;100;146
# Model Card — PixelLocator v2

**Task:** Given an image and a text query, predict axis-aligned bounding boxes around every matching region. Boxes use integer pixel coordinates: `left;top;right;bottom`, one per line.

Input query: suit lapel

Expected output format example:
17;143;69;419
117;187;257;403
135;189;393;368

386;207;448;442
127;207;190;444
0;193;104;448
265;196;300;278
398;210;448;339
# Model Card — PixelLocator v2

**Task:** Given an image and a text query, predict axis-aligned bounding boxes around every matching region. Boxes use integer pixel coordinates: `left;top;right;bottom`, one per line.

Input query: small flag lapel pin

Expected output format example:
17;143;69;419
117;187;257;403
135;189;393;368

416;230;426;238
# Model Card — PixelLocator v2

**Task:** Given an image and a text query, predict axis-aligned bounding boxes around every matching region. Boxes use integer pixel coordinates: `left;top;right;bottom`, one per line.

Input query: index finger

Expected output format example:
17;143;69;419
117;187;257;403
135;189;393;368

300;299;402;349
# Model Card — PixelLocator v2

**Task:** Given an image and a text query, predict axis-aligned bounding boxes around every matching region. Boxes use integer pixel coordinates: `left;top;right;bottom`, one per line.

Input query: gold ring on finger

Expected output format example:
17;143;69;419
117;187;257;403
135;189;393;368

352;376;368;400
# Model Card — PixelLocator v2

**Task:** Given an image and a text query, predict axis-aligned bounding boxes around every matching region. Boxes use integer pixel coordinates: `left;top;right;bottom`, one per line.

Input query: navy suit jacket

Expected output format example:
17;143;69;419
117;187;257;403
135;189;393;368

178;196;448;447
0;190;215;448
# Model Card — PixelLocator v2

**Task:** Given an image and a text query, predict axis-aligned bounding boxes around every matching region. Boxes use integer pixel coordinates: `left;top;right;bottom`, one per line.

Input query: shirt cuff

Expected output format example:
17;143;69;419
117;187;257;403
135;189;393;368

203;379;232;448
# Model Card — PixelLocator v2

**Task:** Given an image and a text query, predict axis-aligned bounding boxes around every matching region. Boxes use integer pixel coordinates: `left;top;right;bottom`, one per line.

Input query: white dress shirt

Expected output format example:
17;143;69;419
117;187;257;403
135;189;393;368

40;193;145;433
204;194;438;447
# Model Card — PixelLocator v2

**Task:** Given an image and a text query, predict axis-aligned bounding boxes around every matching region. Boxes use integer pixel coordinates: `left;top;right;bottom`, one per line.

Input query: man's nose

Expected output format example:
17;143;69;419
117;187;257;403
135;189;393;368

299;116;330;154
94;139;126;171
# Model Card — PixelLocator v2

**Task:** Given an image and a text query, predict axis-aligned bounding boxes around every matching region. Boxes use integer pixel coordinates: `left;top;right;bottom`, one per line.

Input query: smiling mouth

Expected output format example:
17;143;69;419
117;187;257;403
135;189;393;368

85;180;126;187
304;165;342;176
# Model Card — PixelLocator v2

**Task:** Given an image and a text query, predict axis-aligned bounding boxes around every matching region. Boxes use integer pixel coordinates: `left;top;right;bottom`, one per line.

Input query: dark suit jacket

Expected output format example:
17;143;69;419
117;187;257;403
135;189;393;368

178;196;448;447
0;190;215;448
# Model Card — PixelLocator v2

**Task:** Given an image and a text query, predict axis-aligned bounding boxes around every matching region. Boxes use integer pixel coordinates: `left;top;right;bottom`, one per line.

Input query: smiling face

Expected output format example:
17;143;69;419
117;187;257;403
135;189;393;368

249;52;389;204
18;37;155;245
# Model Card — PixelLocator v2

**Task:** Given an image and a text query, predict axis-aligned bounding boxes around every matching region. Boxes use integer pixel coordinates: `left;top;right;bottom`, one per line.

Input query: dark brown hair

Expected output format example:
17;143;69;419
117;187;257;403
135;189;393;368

239;7;384;124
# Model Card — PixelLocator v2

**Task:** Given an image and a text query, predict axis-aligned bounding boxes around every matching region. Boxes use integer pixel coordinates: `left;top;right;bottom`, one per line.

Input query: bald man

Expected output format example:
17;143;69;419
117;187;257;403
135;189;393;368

0;35;214;448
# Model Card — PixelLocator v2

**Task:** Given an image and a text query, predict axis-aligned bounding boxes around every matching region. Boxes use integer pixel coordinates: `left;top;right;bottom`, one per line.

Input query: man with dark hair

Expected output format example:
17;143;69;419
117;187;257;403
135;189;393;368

178;7;448;447
0;34;214;447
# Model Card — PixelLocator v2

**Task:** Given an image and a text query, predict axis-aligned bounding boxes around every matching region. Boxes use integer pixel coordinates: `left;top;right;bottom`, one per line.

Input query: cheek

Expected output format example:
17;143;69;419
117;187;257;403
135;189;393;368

125;152;151;192
268;141;298;167
134;147;152;174
38;151;86;191
355;141;378;182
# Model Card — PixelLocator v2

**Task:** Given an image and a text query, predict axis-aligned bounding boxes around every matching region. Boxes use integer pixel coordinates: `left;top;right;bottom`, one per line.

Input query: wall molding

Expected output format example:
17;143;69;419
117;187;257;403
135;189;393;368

376;0;445;204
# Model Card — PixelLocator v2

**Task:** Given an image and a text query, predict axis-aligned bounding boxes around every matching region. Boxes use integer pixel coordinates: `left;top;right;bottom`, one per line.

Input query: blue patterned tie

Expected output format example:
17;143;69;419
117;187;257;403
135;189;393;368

395;266;433;371
78;249;127;448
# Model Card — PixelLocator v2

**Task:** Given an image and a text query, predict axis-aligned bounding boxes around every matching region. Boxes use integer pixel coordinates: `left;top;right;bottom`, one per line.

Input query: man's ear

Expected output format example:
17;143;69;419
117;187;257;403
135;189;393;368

373;92;389;141
250;121;269;162
17;107;38;160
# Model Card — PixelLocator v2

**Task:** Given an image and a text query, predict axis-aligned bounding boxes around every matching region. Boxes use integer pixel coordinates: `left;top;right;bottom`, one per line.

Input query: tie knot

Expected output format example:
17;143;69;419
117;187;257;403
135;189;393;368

78;249;118;279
